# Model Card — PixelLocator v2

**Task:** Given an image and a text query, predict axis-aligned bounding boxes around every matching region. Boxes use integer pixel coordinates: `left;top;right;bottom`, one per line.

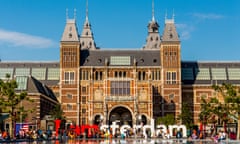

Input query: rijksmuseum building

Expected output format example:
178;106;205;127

1;5;240;127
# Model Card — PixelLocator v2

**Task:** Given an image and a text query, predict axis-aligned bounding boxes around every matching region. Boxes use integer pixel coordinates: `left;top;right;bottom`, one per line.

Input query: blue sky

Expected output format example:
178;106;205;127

0;0;239;61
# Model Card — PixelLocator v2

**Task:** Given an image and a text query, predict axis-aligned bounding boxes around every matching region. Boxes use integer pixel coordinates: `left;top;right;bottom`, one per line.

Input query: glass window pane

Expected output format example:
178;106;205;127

182;68;194;80
228;68;240;80
15;68;30;76
212;68;226;80
0;68;13;79
110;56;131;65
15;76;28;90
48;68;60;80
32;68;46;80
195;68;210;80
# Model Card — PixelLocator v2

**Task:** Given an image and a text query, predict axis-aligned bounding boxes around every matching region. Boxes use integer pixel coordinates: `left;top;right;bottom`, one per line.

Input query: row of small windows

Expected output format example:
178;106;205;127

78;70;161;81
138;71;161;81
0;68;59;80
164;51;177;56
63;51;77;62
111;81;130;96
148;36;159;41
182;68;240;80
85;57;158;65
81;41;93;47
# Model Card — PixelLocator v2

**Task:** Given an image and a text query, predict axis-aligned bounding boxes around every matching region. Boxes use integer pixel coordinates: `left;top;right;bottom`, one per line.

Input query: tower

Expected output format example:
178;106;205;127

160;14;182;119
60;10;81;125
80;0;97;50
143;0;161;50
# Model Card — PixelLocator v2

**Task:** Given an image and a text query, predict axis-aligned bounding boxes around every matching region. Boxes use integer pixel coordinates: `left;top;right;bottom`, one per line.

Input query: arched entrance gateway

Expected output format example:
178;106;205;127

109;106;133;126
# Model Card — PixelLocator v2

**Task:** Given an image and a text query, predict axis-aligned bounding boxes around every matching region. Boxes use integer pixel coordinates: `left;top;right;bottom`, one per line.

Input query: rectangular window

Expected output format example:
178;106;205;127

151;70;160;80
166;71;177;84
228;68;240;80
67;104;73;110
211;68;227;80
80;70;89;80
32;68;46;80
15;68;30;76
64;71;75;84
95;71;103;80
0;68;13;79
110;81;130;96
15;76;28;90
82;86;87;94
48;68;60;80
110;56;131;66
195;68;210;80
82;109;86;113
138;71;146;81
67;94;73;99
82;96;86;104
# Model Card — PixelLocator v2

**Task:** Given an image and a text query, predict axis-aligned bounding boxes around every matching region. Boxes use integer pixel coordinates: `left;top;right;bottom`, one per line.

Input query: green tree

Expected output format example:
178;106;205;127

212;83;240;139
0;74;33;137
156;114;176;128
49;104;65;120
178;102;194;129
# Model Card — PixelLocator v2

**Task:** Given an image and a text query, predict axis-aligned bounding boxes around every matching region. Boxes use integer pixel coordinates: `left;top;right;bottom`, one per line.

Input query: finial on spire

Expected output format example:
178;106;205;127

66;8;69;21
165;9;167;21
74;8;77;20
172;9;175;22
86;0;89;20
152;0;155;21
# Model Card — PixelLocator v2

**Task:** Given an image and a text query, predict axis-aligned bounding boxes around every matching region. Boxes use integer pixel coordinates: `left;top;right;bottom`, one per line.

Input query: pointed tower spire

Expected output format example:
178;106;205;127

162;10;179;42
152;0;155;21
165;9;167;21
61;9;79;42
86;0;89;21
143;0;161;50
172;9;175;23
80;0;97;50
74;8;77;20
66;8;69;21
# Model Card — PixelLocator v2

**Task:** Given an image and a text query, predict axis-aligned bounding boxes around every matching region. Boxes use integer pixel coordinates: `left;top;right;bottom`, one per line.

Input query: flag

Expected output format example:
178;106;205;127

22;124;29;132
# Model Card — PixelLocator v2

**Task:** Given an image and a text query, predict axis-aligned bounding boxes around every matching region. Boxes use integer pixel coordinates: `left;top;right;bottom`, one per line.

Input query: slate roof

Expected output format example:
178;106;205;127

27;76;58;102
1;60;240;86
162;19;180;42
61;19;79;42
80;49;161;67
0;61;59;86
181;61;240;85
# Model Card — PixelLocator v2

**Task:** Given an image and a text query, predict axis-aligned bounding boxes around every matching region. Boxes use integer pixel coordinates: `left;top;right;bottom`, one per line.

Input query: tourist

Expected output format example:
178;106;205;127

164;129;170;139
176;130;182;139
191;129;198;139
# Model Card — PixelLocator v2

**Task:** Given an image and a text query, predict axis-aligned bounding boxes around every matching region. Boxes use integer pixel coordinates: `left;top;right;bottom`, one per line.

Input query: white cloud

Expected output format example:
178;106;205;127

0;29;57;49
176;24;194;40
192;13;224;20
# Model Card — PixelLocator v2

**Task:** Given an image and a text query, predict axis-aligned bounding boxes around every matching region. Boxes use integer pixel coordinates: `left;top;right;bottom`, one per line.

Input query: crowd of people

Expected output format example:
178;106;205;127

0;126;238;143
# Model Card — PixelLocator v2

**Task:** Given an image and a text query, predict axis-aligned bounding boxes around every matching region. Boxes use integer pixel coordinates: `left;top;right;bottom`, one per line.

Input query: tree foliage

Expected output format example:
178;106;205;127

0;74;33;137
178;102;194;129
49;104;65;120
156;114;176;127
199;83;240;138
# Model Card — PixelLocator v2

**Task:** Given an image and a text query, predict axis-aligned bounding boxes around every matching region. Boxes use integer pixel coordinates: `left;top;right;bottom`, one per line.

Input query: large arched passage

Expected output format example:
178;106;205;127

109;106;132;126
